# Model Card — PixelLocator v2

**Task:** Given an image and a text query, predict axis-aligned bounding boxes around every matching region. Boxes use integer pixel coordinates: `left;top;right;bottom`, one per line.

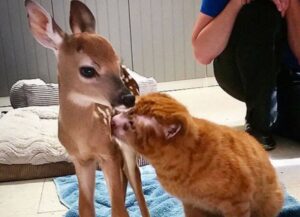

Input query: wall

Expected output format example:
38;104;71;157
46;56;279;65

0;0;211;96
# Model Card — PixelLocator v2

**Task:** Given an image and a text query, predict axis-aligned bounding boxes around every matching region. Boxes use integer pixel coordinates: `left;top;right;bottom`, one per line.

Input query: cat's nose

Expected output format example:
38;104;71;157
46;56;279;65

121;94;135;108
111;114;128;131
111;118;118;135
111;119;116;129
111;116;119;130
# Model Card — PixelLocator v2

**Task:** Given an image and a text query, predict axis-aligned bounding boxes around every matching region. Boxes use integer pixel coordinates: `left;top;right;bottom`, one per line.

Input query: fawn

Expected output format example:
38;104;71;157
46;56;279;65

25;1;150;217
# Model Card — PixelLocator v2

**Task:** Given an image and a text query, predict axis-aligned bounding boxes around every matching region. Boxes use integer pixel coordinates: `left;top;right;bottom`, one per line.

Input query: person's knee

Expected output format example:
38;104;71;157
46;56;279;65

234;0;283;43
240;0;281;22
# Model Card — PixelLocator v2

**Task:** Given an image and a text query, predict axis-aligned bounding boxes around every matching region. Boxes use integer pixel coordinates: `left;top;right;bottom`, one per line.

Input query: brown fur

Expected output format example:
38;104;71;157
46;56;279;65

112;93;284;217
25;1;149;217
61;33;119;66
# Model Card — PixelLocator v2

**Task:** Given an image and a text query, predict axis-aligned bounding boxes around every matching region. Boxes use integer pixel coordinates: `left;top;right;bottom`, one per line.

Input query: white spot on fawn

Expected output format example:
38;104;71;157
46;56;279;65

68;91;93;107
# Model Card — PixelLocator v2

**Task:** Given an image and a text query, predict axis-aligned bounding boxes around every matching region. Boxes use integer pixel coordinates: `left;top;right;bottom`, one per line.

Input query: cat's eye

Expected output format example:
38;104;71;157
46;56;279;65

129;120;135;130
127;109;134;116
79;66;97;78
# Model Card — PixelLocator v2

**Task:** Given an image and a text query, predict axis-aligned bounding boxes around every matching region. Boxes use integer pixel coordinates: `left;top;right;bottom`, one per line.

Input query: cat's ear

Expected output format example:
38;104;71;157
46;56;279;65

163;124;181;140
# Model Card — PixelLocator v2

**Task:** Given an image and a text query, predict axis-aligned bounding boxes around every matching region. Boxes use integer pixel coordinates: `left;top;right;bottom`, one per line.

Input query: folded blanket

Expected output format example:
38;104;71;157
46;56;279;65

54;165;300;217
0;106;69;165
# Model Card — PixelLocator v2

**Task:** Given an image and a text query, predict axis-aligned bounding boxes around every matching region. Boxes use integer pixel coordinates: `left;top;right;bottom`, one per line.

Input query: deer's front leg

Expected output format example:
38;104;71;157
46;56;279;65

101;151;129;217
120;144;150;217
73;159;97;217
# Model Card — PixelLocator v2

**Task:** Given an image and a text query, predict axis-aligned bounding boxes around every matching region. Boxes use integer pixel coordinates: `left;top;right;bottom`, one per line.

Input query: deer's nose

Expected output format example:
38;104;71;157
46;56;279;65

121;94;135;107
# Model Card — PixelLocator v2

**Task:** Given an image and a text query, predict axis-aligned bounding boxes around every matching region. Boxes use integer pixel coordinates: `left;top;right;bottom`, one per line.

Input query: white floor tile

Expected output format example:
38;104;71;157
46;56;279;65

34;211;66;217
286;185;300;201
167;86;246;127
38;179;67;213
0;179;44;217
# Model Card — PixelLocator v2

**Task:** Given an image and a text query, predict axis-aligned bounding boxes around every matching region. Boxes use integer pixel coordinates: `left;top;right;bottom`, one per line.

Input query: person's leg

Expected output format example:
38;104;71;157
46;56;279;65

276;65;300;141
287;73;300;141
214;0;284;150
236;0;283;131
235;0;284;149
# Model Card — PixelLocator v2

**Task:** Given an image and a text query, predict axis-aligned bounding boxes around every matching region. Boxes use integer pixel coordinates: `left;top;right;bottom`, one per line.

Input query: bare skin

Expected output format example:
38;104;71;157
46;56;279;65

191;1;243;64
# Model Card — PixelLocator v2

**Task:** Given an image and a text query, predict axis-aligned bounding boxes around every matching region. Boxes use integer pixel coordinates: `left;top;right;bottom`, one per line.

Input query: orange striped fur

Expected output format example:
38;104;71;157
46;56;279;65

112;92;284;217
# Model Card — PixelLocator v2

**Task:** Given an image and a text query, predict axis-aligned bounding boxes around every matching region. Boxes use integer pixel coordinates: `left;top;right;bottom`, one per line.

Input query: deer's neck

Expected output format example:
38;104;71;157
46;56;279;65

61;96;94;115
58;84;96;128
57;87;113;160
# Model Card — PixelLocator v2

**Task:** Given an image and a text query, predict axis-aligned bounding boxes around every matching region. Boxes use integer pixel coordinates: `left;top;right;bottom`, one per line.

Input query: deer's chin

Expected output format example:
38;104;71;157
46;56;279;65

114;105;130;113
95;97;112;108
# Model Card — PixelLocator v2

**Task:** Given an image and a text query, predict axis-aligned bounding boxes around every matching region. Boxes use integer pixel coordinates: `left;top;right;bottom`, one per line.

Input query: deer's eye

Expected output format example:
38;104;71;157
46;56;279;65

79;67;97;78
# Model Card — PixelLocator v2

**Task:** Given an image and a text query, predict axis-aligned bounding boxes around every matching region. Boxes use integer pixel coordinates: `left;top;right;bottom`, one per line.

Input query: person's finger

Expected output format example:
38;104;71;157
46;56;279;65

273;0;290;17
281;0;290;17
273;0;282;12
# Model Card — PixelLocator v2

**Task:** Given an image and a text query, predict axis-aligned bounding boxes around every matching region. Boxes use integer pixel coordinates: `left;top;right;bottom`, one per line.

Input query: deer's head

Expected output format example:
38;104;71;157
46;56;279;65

25;0;135;108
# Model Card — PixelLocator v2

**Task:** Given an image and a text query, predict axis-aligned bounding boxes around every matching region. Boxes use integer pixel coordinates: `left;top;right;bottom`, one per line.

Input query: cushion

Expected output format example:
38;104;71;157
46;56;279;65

0;106;68;165
24;83;59;107
122;65;157;95
10;79;45;108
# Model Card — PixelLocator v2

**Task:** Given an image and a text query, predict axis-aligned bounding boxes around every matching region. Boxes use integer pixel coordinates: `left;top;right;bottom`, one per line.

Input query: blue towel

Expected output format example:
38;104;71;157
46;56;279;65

54;165;300;217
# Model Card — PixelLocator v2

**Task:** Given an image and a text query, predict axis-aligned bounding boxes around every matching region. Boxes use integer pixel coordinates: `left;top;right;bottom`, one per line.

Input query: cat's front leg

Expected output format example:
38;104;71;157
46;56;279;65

221;201;251;217
183;203;210;217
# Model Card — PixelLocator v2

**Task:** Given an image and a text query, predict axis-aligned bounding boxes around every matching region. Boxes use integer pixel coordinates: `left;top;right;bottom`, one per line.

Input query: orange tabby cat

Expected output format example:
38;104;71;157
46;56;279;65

112;92;284;217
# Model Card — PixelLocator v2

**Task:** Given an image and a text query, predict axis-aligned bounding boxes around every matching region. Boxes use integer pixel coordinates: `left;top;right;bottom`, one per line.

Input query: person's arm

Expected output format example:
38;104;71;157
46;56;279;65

192;1;244;64
286;0;300;64
192;0;289;65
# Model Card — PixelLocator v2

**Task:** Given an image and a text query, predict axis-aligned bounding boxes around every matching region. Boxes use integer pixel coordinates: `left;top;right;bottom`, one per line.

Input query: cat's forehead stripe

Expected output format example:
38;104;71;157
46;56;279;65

136;115;157;127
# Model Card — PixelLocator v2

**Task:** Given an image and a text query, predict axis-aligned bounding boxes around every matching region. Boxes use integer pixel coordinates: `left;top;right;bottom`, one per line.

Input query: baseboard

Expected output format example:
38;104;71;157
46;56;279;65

157;77;218;92
0;97;10;107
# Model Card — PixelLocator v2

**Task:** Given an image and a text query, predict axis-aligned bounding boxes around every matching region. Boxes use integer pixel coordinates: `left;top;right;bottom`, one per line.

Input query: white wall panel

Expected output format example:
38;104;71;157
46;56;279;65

129;0;206;82
0;0;19;96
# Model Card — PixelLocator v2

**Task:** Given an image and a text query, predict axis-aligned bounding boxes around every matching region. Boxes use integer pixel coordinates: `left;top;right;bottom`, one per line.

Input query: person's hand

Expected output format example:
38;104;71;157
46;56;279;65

273;0;290;17
234;0;252;6
241;0;252;5
238;0;252;5
229;0;252;10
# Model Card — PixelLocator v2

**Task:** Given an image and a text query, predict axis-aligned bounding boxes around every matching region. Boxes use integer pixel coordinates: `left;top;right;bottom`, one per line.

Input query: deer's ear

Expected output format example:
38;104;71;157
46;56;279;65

25;0;64;51
70;0;96;34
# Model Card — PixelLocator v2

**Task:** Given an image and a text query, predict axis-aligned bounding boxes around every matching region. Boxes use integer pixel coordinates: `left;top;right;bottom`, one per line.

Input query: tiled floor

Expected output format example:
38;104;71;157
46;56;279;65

1;86;300;217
